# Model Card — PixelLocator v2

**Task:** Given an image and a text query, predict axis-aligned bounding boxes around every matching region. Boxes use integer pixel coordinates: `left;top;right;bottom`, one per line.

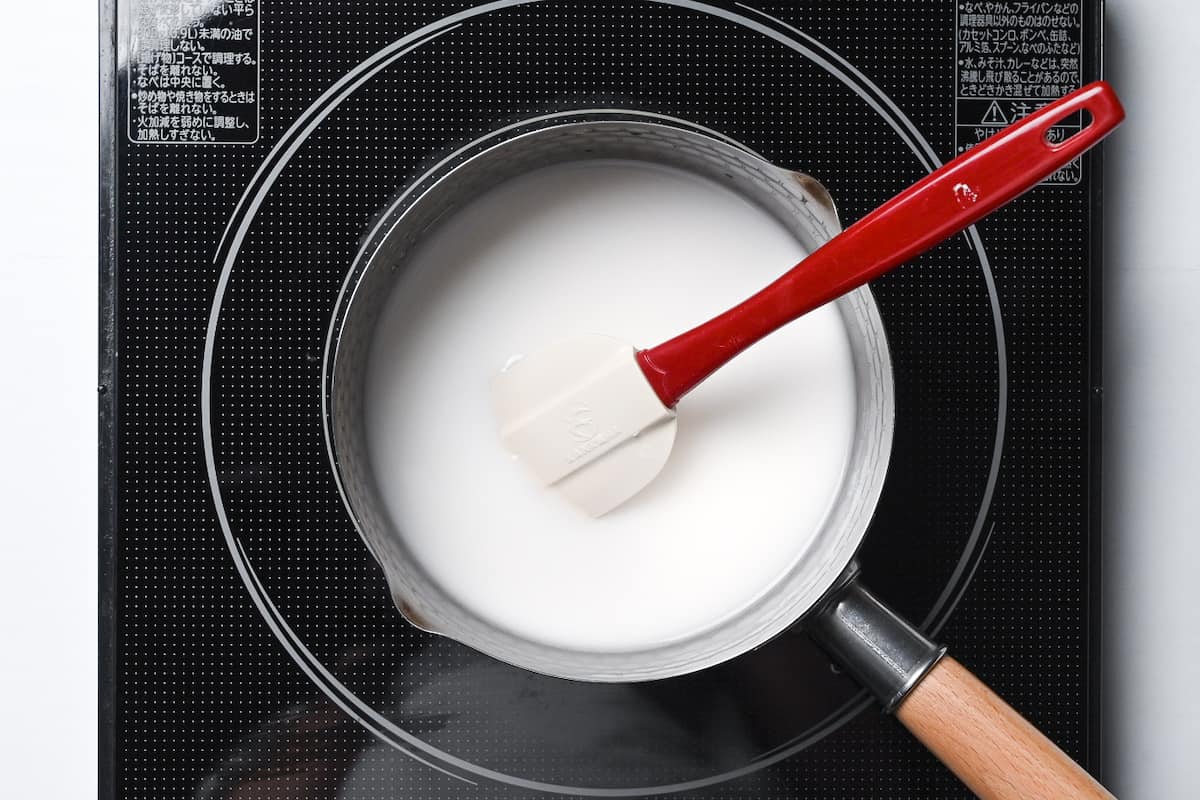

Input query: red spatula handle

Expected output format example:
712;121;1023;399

636;80;1124;408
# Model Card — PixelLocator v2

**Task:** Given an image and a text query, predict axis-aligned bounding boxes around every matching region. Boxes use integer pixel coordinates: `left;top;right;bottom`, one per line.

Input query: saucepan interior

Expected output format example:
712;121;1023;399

326;115;895;681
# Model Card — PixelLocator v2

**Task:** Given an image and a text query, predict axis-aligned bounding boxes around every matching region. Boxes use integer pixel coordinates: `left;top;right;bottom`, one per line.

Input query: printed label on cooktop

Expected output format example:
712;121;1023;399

126;0;259;144
954;1;1084;185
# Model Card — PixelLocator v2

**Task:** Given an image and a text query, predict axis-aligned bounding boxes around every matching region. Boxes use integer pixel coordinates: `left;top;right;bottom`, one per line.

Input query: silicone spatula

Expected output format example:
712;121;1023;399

491;81;1124;516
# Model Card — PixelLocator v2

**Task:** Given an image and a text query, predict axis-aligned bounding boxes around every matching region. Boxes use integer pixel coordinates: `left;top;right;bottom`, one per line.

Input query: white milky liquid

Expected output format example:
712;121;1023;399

364;160;859;653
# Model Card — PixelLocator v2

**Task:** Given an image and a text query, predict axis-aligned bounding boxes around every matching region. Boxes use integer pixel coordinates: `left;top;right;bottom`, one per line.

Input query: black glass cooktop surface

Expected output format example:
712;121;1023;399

100;2;1105;797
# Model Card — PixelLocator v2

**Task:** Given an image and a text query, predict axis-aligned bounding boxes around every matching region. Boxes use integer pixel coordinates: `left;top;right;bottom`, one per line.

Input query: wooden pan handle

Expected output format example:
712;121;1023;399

895;657;1114;799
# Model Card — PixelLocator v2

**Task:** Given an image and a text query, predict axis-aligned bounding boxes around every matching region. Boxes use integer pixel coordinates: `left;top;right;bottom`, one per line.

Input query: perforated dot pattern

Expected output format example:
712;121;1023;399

105;1;1104;798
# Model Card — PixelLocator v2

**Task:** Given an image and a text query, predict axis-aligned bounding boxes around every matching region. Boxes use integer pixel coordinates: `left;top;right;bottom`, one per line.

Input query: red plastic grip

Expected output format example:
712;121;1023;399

637;81;1124;408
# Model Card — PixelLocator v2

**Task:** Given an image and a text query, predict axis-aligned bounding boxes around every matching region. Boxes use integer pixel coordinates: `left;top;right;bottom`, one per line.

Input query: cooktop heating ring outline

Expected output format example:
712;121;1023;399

201;1;1008;794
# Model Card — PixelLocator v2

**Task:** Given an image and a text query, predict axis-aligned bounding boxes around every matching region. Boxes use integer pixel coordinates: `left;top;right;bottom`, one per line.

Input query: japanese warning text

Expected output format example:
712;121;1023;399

955;1;1084;185
127;0;259;144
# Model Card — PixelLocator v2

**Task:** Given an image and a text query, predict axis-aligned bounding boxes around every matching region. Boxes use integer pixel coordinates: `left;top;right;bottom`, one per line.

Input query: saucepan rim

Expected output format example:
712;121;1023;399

324;113;895;681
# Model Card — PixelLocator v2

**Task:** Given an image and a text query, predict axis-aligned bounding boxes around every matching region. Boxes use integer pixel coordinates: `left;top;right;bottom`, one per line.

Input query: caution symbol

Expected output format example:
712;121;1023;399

981;100;1008;125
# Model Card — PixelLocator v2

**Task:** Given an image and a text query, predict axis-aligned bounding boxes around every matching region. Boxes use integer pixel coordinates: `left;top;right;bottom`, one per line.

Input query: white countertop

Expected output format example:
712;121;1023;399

0;1;1195;796
1101;1;1200;796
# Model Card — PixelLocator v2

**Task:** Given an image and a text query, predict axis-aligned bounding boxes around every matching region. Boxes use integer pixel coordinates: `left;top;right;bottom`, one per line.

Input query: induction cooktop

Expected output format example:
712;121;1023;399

100;2;1106;797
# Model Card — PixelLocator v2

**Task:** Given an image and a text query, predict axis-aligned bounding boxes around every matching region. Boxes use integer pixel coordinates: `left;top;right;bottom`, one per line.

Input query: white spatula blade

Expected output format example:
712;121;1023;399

490;334;677;516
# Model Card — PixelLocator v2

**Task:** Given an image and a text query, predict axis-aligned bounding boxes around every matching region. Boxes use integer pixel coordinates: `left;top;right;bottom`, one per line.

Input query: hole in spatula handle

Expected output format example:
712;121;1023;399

1043;107;1095;147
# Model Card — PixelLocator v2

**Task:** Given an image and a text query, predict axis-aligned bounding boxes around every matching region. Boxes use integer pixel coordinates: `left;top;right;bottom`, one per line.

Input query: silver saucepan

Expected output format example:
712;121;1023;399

326;116;1114;799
